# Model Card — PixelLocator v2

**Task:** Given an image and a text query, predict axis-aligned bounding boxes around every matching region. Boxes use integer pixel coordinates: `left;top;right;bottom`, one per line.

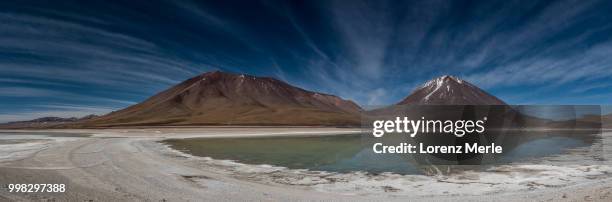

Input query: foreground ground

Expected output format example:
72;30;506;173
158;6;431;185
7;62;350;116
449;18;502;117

0;128;611;201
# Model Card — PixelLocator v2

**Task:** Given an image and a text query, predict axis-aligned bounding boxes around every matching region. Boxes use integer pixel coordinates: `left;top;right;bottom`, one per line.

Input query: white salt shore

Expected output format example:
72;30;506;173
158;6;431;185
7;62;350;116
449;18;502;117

1;128;611;201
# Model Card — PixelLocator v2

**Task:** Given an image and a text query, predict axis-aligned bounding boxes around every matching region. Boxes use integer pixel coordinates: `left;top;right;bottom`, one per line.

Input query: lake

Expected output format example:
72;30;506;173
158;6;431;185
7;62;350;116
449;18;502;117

162;133;599;175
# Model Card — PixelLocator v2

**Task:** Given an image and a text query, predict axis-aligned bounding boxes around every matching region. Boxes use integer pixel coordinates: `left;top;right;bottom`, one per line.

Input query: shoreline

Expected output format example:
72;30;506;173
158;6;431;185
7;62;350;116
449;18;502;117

1;128;611;201
0;127;363;138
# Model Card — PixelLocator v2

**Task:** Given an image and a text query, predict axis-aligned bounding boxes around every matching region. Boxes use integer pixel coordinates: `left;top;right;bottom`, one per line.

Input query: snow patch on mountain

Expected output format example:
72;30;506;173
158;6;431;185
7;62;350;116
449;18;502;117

398;75;506;105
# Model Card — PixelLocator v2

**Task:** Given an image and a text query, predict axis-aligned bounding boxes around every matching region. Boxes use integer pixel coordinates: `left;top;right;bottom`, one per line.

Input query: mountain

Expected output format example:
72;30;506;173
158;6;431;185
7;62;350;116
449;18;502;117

576;113;612;129
78;71;362;127
605;114;612;129
0;115;98;129
398;75;506;105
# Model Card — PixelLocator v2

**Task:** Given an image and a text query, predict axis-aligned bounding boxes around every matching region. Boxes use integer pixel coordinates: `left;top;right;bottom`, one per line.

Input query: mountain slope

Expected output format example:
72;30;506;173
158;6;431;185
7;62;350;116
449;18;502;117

398;75;506;105
80;71;362;127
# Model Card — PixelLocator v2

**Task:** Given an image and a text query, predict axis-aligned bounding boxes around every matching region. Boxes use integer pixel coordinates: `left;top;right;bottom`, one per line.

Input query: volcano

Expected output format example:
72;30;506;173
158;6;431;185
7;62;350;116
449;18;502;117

80;71;362;127
398;75;506;105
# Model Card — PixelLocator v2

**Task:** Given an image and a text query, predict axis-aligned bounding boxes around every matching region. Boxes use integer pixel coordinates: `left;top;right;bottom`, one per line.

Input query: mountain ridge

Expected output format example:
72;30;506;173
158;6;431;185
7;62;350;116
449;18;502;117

0;114;98;129
77;71;363;127
2;73;521;128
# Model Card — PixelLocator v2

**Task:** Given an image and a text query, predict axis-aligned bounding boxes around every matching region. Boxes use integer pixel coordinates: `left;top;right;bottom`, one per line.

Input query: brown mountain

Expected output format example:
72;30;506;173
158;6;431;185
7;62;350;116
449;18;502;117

398;75;506;105
79;71;362;127
605;113;612;129
576;113;612;129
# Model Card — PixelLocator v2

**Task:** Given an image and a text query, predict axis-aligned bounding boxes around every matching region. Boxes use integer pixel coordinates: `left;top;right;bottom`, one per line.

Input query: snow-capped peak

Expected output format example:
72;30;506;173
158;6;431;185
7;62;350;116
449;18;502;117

419;75;463;90
416;75;468;101
399;75;506;105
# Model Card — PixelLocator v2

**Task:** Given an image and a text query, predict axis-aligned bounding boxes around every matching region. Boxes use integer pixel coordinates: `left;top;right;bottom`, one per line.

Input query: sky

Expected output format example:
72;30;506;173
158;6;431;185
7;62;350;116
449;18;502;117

1;0;612;122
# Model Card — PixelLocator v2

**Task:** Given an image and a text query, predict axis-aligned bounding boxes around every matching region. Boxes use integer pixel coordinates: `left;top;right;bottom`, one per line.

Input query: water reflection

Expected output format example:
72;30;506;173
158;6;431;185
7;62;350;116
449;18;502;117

163;132;600;175
501;137;590;162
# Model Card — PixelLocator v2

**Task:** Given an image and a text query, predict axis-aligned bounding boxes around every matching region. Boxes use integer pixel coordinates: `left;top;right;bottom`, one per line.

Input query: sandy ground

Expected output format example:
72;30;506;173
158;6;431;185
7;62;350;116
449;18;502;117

0;127;611;201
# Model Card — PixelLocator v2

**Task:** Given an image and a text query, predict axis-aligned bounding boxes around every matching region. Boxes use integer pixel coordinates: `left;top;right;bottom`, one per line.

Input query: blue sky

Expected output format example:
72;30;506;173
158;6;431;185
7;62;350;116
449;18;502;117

1;0;612;122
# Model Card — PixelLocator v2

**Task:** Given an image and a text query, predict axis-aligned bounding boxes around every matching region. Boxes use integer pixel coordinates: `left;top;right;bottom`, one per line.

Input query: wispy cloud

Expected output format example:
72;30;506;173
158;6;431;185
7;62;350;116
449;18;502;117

0;10;210;121
2;0;612;121
0;13;199;88
330;0;392;79
298;0;612;105
0;86;136;105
